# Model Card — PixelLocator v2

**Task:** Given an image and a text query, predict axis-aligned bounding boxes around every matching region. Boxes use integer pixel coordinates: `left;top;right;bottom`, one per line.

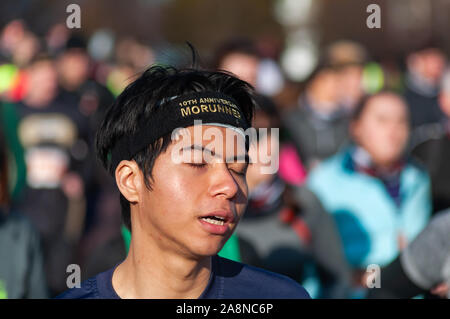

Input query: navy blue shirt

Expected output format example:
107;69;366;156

56;255;310;299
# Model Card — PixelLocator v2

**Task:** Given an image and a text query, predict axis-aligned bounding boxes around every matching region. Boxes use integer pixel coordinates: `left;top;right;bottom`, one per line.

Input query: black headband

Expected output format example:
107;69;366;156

110;91;250;171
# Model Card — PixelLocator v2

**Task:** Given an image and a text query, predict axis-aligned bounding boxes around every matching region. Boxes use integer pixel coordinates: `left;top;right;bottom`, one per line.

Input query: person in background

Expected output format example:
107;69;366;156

307;91;432;287
404;44;447;133
0;21;40;103
367;209;450;299
56;34;115;142
325;40;368;114
10;31;41;69
411;69;450;213
0;20;27;62
13;55;88;296
282;63;349;171
0;128;48;299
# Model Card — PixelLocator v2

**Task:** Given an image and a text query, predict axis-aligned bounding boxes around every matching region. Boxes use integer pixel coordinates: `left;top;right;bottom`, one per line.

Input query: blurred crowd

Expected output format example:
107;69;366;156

0;19;449;299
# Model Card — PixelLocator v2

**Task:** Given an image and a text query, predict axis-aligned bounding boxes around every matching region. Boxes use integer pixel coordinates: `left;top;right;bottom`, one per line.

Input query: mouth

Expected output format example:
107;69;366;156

198;211;235;235
199;215;227;226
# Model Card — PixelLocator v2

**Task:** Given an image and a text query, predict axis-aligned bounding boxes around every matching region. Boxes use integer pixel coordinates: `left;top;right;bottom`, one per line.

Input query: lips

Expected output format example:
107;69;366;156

199;210;235;223
198;210;236;235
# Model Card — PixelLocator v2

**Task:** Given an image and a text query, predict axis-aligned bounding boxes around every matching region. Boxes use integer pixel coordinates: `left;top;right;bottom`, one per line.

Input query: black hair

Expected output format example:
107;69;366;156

95;65;256;230
65;34;87;51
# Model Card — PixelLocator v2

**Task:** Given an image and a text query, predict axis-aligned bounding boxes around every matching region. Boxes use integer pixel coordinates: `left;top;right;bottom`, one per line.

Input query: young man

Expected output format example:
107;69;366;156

57;66;310;299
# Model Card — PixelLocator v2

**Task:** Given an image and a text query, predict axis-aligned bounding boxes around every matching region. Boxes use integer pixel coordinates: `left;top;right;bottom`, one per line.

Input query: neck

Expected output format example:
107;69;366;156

61;79;82;92
112;230;212;299
304;92;337;118
352;146;400;173
406;70;439;97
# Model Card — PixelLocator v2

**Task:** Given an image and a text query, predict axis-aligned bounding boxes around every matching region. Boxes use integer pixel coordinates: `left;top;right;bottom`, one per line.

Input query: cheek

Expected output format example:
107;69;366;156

167;178;195;209
235;179;249;215
143;171;195;225
357;122;393;158
395;126;409;146
368;125;407;159
357;122;381;147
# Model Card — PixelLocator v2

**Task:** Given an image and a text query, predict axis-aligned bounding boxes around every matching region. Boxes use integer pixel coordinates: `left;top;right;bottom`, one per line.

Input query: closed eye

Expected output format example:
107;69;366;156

230;163;249;176
188;163;207;169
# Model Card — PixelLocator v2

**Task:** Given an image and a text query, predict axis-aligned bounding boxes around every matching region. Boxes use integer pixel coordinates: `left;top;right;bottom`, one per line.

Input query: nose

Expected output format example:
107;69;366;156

208;164;239;200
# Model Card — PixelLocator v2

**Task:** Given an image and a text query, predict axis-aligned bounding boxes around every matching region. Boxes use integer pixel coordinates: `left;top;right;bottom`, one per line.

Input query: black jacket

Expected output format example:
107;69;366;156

0;209;48;298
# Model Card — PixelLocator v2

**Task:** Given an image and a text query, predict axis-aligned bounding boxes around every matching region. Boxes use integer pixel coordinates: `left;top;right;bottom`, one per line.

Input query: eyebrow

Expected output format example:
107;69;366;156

182;144;249;163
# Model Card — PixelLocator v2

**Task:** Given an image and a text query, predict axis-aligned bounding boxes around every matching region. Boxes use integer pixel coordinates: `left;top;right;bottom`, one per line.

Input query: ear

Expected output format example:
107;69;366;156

115;160;142;204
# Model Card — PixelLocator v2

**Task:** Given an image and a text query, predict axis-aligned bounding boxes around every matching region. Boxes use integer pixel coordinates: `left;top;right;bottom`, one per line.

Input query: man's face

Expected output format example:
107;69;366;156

133;125;249;258
308;69;340;113
27;60;58;102
58;49;90;89
409;48;446;85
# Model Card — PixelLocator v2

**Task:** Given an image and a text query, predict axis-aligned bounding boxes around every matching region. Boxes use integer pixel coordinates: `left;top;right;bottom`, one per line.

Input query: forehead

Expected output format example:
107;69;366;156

363;94;408;117
170;124;247;155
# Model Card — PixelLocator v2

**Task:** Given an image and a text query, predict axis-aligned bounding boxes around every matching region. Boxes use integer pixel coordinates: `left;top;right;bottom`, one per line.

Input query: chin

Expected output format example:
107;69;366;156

373;151;398;164
192;239;226;257
384;153;401;163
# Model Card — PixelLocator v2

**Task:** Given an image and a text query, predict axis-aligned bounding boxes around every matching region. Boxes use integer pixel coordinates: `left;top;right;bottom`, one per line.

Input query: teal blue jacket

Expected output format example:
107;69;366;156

307;148;432;268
